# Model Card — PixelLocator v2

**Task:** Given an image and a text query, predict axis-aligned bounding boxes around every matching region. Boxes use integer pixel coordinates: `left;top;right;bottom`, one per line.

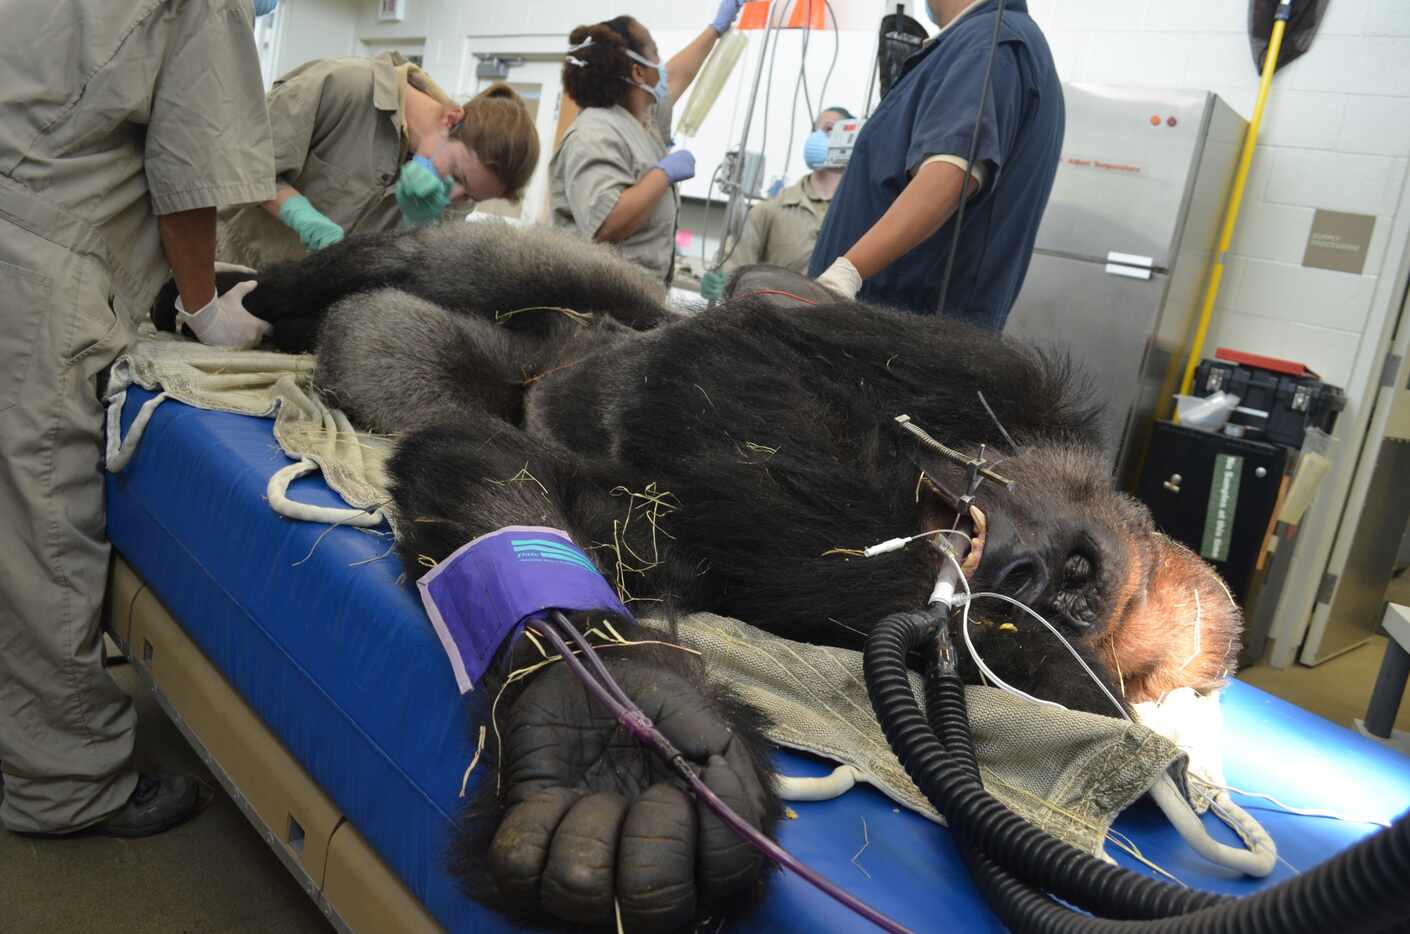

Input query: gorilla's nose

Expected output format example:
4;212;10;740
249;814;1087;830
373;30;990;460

991;553;1049;606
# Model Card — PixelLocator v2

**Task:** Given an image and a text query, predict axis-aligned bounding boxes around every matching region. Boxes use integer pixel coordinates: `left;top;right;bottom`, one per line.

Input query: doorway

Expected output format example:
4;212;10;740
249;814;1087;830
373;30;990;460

470;59;565;224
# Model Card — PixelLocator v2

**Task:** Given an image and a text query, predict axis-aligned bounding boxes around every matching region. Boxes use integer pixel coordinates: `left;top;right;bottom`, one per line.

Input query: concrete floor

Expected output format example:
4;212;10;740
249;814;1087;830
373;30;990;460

1242;633;1410;735
4;617;1407;933
0;662;333;934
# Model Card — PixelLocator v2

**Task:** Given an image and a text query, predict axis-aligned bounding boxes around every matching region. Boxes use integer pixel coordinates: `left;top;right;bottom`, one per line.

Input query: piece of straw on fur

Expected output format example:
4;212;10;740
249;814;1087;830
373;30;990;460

494;305;594;325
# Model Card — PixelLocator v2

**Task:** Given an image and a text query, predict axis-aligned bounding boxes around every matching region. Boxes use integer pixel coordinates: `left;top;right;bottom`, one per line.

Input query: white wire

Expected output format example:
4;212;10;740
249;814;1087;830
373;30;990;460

958;589;1132;722
1105;827;1189;888
1180;588;1202;670
861;527;973;558
1190;776;1392;829
937;548;1065;712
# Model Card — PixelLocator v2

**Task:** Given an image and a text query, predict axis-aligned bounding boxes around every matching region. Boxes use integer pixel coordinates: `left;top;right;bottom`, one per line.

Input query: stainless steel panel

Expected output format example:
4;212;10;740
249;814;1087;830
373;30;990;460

1151;92;1245;416
1006;254;1167;466
1035;84;1213;267
1307;438;1410;663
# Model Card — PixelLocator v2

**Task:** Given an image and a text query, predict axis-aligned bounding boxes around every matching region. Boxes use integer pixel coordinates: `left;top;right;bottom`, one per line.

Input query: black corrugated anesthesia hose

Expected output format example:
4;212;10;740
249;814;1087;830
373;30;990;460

864;608;1410;933
865;610;1219;919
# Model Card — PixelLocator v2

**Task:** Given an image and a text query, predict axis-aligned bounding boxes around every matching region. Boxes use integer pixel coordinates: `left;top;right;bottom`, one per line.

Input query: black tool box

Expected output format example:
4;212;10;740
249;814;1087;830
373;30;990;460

1193;348;1344;449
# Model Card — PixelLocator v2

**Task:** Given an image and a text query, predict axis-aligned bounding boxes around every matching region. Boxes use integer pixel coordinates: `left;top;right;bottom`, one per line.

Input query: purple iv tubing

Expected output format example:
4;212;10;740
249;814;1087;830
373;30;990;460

537;611;916;934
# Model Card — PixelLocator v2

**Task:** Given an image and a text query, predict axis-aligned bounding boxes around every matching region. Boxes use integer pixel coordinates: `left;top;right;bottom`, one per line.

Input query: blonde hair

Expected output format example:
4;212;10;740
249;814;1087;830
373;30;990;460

455;83;540;201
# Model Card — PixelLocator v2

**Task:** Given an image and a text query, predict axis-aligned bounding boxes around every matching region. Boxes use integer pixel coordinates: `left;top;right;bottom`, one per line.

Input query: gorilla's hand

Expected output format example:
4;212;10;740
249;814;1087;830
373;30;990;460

491;651;774;932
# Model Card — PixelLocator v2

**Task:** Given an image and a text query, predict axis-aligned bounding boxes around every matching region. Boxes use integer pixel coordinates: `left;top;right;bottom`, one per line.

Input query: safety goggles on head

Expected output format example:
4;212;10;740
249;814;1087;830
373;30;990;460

566;36;669;105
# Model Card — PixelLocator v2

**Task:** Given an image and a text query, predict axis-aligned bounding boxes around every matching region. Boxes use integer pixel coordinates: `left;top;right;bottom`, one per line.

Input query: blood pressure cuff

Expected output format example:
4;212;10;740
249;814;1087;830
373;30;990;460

418;526;630;693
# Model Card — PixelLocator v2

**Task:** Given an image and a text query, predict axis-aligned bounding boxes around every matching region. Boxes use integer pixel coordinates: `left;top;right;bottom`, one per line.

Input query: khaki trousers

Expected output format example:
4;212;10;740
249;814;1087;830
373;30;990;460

0;177;138;833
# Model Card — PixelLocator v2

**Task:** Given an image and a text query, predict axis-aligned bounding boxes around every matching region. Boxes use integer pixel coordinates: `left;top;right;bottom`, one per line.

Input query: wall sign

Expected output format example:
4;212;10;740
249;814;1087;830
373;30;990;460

378;0;406;22
1302;209;1376;275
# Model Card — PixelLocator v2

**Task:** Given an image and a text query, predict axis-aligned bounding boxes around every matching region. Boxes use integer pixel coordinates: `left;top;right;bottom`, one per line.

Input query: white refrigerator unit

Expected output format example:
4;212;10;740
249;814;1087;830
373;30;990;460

1005;83;1247;487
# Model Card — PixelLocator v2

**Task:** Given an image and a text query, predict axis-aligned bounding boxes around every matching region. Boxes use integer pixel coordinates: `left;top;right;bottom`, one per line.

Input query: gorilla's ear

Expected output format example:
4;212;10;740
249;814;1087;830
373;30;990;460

724;264;838;307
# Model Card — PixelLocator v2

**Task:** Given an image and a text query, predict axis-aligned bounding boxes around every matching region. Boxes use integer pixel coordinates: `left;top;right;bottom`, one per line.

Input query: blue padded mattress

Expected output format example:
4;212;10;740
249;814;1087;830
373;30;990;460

106;389;1410;932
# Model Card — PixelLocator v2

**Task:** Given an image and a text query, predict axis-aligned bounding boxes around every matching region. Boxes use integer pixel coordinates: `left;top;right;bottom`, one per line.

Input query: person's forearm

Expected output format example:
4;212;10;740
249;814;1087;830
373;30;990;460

158;207;217;311
262;183;303;218
842;161;977;279
667;27;721;102
594;170;672;243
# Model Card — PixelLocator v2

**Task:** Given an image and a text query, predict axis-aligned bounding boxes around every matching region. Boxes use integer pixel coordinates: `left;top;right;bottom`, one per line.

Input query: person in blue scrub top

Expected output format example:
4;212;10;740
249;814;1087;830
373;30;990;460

808;0;1063;329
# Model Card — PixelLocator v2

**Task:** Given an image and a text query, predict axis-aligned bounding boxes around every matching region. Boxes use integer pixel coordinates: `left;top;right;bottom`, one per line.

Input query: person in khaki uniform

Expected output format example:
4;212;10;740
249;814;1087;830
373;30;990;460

550;4;744;287
217;53;540;269
704;107;854;296
0;0;275;837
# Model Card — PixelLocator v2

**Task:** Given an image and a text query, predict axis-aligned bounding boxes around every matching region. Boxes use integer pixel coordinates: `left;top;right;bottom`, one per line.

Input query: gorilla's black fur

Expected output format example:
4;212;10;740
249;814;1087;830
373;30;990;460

176;223;1239;932
152;222;674;353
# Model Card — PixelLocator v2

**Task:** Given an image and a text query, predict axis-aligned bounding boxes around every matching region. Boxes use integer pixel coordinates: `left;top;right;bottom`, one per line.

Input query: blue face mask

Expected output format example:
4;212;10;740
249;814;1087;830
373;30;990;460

803;129;831;170
623;48;669;105
254;0;279;15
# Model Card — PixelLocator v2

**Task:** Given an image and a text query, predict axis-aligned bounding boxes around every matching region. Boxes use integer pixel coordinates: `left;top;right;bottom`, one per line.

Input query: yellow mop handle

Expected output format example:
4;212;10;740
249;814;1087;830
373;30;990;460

1178;14;1290;399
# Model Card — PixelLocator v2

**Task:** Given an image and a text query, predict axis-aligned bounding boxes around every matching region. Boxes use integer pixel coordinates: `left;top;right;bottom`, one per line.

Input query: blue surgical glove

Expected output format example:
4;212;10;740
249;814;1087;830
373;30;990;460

396;155;453;227
711;0;743;34
700;269;727;301
277;195;344;251
654;149;696;185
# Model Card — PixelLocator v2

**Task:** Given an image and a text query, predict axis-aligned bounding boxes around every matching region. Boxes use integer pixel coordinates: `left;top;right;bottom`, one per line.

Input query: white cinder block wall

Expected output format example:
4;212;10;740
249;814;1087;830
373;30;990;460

1028;0;1410;391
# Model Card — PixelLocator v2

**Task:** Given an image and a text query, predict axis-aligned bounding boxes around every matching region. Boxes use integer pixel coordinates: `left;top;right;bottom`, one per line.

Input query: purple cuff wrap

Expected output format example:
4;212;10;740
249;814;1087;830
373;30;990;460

417;525;631;693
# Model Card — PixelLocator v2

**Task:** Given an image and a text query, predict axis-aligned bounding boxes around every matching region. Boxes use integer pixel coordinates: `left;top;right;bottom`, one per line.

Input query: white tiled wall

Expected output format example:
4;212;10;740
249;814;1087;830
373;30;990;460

1027;0;1410;393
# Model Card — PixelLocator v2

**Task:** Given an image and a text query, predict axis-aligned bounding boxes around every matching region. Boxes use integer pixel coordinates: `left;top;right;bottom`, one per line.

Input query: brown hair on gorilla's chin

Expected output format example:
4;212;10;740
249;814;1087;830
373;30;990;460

1104;534;1242;704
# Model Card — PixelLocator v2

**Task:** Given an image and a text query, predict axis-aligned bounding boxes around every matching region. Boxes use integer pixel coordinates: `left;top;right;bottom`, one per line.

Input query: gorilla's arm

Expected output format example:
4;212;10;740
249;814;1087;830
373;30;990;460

154;223;676;353
149;229;416;352
389;418;781;931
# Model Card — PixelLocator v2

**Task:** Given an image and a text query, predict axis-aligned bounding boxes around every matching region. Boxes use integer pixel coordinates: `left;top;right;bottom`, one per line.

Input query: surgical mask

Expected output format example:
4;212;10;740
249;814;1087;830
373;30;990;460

254;0;279;15
803;129;831;170
623;49;669;105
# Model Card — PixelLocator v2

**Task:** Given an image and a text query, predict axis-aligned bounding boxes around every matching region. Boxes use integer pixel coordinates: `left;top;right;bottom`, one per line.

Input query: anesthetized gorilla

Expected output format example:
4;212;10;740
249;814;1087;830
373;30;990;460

153;223;1241;932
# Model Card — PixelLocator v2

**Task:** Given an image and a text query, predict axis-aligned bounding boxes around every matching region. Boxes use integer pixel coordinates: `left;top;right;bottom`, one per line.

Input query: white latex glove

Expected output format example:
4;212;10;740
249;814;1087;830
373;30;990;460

815;256;862;300
175;280;271;349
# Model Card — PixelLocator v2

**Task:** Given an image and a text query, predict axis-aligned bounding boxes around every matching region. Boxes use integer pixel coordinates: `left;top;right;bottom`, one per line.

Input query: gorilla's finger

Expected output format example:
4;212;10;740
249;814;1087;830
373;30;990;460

617;783;698;932
541;791;629;924
489;787;582;903
720;730;774;831
697;753;765;900
626;669;736;762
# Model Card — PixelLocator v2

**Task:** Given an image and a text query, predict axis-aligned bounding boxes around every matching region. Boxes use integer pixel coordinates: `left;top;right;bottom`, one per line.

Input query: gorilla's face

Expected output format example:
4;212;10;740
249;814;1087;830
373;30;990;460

962;445;1241;704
